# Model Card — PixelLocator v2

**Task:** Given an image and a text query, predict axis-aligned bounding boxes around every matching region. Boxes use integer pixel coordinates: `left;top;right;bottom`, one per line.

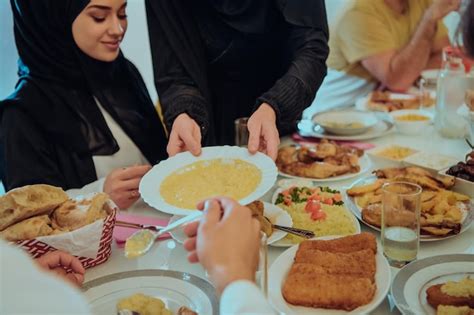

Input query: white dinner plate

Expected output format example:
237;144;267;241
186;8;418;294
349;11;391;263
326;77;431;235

355;92;436;113
297;117;394;141
268;235;391;314
271;188;361;247
82;269;219;315
345;176;473;242
278;153;372;183
139;146;278;216
168;202;292;246
391;254;474;315
312;110;379;135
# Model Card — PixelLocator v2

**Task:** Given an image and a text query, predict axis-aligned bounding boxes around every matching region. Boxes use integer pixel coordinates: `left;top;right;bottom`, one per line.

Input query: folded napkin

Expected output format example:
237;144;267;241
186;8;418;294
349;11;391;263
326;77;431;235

292;133;376;150
113;213;170;248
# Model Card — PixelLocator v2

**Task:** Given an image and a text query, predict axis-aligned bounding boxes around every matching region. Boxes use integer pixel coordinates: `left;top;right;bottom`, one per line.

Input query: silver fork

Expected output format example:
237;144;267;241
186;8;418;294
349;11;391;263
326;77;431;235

115;220;165;232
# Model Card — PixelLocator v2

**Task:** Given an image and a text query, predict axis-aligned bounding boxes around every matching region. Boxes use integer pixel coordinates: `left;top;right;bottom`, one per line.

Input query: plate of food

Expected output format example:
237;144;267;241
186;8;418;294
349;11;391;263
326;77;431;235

168;201;292;246
82;269;219;315
270;186;360;247
345;167;473;241
312;110;378;135
297;117;394;141
268;233;391;314
356;91;435;112
391;254;474;315
139;146;278;216
276;141;371;182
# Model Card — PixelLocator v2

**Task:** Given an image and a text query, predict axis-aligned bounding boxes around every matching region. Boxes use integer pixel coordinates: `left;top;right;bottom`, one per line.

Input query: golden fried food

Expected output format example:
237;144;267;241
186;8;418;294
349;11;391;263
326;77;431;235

427;284;474;309
277;140;362;179
282;234;377;311
298;232;377;254
0;184;68;231
282;265;375;311
347;179;385;196
436;305;474;315
294;248;376;280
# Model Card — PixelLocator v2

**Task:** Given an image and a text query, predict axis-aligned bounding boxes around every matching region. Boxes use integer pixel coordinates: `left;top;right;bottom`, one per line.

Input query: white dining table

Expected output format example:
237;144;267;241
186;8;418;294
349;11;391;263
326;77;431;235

84;124;474;315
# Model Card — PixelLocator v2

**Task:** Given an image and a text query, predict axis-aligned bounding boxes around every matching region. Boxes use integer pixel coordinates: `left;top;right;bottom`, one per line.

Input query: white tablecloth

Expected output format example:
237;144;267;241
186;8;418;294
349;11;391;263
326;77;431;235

84;125;474;314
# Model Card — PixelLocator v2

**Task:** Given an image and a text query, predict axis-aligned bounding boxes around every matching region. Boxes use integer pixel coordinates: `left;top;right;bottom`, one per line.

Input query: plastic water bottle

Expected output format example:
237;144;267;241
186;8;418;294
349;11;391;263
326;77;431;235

435;56;469;138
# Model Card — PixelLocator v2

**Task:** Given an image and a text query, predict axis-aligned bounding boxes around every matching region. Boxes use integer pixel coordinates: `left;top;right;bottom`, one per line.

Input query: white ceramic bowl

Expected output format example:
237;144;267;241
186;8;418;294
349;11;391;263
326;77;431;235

390;109;433;135
312;110;378;135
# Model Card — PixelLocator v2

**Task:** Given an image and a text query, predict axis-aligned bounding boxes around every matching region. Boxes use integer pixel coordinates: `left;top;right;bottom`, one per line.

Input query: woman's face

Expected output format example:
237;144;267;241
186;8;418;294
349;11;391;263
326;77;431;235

72;0;128;62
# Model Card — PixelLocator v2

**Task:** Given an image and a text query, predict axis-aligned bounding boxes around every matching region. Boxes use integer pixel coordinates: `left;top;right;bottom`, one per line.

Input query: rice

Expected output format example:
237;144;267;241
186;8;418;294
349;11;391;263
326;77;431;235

278;202;357;243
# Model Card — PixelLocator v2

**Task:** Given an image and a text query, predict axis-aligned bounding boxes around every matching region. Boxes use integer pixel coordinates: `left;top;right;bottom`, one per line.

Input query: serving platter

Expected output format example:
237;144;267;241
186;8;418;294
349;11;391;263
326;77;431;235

268;235;391;314
297;118;394;141
345;176;473;242
139;146;278;216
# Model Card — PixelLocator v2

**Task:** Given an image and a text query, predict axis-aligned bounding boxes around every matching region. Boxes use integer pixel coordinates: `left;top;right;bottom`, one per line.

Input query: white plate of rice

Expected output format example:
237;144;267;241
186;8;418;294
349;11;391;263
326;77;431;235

271;187;360;247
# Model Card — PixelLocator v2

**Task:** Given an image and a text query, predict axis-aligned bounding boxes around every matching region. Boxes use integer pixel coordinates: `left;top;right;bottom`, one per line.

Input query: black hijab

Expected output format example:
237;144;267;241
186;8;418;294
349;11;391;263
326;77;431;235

3;0;168;164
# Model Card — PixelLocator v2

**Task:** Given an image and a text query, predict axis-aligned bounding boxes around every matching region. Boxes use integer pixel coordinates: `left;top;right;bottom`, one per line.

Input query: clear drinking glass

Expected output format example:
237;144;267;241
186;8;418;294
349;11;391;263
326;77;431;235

381;182;422;268
234;117;249;147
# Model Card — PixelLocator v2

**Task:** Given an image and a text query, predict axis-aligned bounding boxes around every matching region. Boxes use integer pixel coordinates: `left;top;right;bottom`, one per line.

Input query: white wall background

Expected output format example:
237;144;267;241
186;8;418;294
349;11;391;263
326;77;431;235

0;0;462;102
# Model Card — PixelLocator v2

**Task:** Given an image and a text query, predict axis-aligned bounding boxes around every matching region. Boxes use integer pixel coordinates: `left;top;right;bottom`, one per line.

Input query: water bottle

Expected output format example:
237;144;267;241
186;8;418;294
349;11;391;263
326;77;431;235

435;55;469;138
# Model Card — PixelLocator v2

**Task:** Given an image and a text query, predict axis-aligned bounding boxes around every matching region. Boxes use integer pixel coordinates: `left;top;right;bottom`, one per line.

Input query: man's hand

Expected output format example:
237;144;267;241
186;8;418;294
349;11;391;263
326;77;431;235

247;103;280;161
168;113;202;157
35;251;85;287
428;0;461;21
183;197;261;294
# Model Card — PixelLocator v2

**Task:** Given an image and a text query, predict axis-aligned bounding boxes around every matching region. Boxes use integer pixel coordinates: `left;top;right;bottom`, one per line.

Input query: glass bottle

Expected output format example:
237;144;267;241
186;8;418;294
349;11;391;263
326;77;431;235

435;56;469;138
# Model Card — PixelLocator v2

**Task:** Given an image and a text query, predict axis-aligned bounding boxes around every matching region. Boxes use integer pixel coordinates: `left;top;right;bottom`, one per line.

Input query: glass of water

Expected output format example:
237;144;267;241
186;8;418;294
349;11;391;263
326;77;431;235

381;182;422;268
234;117;249;147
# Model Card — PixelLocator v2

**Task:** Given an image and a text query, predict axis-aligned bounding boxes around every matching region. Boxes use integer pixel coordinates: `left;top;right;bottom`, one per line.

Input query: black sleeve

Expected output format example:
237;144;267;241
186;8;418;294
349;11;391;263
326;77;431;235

145;1;210;135
1;107;66;191
257;2;329;134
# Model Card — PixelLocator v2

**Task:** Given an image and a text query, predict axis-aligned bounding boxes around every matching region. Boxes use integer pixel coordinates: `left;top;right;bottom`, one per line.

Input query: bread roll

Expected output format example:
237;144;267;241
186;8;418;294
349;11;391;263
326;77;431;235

0;215;53;241
0;184;68;231
52;193;109;231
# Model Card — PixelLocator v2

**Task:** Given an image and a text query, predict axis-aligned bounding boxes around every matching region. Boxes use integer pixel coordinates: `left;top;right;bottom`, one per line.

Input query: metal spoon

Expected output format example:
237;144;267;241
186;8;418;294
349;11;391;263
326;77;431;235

124;211;202;259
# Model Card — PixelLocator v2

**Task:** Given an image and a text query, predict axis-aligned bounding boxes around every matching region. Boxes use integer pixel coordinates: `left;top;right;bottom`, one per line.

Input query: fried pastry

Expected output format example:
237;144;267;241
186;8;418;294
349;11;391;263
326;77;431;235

0;184;68;231
282;263;376;311
294;248;376;280
298;232;377;254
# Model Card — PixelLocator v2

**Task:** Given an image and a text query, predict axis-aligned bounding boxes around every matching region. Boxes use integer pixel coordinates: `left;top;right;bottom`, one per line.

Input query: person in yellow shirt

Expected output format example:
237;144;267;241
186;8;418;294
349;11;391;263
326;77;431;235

304;0;459;118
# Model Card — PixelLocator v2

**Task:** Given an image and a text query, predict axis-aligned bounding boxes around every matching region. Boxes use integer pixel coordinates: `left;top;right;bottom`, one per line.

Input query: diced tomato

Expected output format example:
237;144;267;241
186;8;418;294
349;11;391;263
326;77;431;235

284;198;292;206
324;198;333;205
308;193;322;201
333;194;342;202
282;190;290;197
311;210;326;221
305;200;321;213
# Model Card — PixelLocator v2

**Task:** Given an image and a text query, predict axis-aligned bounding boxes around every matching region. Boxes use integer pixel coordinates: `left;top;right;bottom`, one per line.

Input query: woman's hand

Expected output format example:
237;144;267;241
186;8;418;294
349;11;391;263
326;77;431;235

167;113;202;157
103;165;151;209
35;251;85;287
183;197;261;294
247;103;280;161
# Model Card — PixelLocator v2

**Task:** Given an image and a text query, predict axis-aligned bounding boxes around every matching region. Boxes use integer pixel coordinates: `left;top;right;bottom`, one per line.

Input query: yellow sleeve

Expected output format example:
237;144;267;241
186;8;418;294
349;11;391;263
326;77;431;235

337;10;397;64
435;20;449;43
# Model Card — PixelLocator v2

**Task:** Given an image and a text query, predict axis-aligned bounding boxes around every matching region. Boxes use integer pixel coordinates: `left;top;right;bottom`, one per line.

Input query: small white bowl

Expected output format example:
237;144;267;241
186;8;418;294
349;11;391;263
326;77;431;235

390;109;433;135
313;110;378;135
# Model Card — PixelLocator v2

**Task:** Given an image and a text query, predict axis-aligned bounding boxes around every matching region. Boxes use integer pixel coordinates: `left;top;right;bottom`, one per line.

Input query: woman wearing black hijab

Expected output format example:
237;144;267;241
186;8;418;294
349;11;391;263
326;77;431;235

145;0;329;160
0;0;168;209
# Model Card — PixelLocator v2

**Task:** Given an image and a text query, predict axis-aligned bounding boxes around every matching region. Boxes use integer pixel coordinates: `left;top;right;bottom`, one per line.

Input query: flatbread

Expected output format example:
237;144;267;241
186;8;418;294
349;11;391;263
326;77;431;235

0;185;68;231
